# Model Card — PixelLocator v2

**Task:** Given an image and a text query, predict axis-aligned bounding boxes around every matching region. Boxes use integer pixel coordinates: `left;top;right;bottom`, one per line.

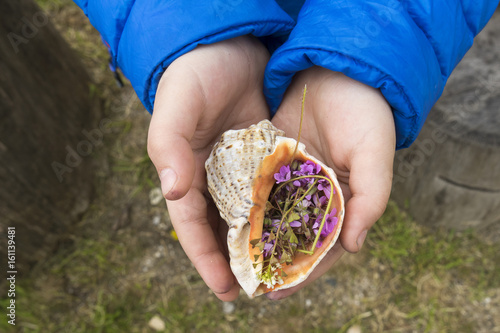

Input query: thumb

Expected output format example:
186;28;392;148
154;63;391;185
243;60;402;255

340;149;394;253
147;70;203;200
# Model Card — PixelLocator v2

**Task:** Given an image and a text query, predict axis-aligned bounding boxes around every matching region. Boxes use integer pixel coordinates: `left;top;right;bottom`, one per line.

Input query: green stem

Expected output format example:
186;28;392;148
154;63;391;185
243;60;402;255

276;175;336;255
309;177;335;251
261;172;337;282
269;178;319;256
290;85;307;164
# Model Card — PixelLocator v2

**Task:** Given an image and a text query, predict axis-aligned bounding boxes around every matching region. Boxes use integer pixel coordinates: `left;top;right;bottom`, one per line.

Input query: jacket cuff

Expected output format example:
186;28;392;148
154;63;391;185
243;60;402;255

116;1;294;112
265;0;446;149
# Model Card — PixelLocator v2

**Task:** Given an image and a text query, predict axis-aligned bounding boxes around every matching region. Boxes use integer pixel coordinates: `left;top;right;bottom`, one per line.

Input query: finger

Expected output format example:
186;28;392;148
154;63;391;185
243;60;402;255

340;147;394;253
266;242;345;300
148;69;204;200
167;188;240;301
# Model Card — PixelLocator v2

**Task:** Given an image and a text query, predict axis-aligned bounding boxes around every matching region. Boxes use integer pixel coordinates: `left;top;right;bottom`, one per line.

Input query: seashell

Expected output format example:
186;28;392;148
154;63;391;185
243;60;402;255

205;120;344;298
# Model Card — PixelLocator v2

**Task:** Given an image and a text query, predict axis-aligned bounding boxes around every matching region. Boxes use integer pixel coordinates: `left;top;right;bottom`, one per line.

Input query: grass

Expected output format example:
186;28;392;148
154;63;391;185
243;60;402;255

111;149;158;197
360;202;500;331
371;202;500;293
3;1;500;332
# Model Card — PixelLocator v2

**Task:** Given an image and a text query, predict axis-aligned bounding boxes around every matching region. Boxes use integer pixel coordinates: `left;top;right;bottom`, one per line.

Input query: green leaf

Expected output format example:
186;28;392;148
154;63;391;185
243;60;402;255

250;239;260;247
287;212;300;223
307;186;318;197
283;229;292;241
283;228;299;246
289;232;298;244
254;254;260;262
281;252;293;264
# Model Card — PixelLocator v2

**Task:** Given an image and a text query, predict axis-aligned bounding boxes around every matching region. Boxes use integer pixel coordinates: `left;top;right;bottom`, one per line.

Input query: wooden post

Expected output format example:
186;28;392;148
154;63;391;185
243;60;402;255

0;0;101;270
391;10;500;240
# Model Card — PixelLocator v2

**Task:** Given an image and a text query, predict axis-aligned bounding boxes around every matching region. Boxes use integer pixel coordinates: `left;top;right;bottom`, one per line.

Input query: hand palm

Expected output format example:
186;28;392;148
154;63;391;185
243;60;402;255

269;67;395;299
148;36;270;301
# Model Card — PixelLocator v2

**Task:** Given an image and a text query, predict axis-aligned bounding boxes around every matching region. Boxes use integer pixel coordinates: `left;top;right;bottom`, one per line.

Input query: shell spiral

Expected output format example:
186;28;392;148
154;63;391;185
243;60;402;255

205;120;284;228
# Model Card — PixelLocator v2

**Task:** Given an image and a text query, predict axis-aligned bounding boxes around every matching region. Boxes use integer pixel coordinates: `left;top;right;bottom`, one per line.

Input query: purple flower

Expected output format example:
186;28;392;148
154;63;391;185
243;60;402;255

289;220;301;228
318;179;334;199
294;160;321;176
274;165;291;184
300;162;315;175
322;212;338;237
312;209;338;247
312;162;322;174
298;199;312;209
312;217;322;233
292;178;312;188
271;219;286;231
263;241;274;257
313;194;327;208
318;183;331;199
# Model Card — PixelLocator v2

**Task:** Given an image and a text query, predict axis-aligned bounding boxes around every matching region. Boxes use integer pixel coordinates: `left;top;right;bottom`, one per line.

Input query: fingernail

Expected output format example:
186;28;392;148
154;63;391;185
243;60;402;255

160;168;177;197
356;230;368;251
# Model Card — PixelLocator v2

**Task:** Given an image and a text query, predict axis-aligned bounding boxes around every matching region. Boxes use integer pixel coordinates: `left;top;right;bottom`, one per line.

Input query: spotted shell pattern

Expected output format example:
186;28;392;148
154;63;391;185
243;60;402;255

206;120;284;226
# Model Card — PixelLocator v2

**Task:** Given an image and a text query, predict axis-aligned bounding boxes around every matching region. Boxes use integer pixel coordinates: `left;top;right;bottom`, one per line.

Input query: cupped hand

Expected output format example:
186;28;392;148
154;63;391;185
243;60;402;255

148;35;270;301
268;66;396;299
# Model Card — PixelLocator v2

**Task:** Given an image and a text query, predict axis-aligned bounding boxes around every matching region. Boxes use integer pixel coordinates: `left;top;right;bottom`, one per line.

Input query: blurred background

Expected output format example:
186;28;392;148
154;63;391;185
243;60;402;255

1;1;499;332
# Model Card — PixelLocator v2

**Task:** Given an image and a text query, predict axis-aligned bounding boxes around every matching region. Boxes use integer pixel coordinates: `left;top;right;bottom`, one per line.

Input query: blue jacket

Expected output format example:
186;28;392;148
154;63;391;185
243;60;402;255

73;0;498;149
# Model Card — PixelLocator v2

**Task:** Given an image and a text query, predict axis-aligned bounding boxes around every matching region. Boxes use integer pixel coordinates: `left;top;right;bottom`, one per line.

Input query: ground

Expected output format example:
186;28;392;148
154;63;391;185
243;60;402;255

2;2;500;332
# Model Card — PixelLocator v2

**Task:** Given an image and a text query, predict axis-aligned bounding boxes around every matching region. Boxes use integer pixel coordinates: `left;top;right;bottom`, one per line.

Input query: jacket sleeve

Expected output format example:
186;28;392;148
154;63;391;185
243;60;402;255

72;0;295;112
264;0;499;149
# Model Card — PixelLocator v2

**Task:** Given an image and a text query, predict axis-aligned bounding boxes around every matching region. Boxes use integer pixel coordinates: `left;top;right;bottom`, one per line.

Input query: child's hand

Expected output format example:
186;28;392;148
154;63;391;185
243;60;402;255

268;66;396;299
148;35;270;301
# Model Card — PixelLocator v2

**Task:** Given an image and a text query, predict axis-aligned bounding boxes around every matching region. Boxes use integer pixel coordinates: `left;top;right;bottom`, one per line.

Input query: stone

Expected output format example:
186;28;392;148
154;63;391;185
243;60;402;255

391;10;500;241
148;315;165;331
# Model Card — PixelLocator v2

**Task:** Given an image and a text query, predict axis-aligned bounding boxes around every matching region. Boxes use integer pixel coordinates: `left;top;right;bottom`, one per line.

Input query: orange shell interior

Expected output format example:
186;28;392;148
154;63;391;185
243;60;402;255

248;141;343;294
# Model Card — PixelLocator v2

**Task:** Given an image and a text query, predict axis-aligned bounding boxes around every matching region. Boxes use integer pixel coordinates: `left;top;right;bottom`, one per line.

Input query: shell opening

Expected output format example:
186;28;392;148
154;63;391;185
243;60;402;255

248;141;343;295
250;159;338;289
